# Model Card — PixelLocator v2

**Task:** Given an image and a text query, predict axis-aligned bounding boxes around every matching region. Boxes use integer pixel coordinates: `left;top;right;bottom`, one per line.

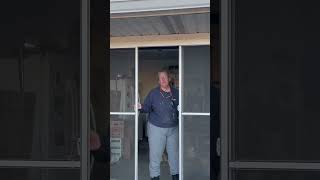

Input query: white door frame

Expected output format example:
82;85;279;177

110;42;210;180
134;47;139;180
178;46;184;180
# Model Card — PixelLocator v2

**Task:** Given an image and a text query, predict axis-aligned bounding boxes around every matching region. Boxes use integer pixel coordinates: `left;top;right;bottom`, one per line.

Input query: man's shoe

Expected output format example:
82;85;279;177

172;174;179;180
151;176;160;180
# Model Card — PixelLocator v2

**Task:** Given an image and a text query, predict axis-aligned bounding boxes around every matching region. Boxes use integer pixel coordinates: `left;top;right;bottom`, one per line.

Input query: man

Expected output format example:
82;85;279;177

138;69;179;180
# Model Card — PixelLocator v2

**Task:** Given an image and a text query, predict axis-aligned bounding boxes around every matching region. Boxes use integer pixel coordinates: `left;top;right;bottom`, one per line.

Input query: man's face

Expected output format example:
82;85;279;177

158;72;169;88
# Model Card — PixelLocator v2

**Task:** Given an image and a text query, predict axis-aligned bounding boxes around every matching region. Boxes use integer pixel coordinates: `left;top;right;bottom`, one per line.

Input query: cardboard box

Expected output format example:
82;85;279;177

110;137;122;162
110;120;124;138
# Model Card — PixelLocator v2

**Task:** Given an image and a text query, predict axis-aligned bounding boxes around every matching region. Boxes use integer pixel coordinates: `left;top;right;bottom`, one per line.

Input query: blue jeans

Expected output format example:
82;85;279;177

148;122;179;178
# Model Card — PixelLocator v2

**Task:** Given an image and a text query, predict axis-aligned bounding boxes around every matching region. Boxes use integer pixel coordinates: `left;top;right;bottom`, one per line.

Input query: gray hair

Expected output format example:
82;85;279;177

157;68;170;80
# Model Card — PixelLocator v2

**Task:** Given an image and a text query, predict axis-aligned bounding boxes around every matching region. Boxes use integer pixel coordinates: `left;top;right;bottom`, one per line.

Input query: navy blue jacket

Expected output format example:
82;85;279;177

140;86;179;128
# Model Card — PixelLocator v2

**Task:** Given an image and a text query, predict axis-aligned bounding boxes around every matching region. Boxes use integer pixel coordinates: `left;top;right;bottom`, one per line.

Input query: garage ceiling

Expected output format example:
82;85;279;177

110;13;210;37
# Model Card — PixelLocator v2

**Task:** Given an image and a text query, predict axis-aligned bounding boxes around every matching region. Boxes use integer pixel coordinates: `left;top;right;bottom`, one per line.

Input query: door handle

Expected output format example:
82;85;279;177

216;137;221;157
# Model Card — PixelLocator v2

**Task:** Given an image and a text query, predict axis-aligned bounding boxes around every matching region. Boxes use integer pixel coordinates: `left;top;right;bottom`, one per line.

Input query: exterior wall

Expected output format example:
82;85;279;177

111;0;210;14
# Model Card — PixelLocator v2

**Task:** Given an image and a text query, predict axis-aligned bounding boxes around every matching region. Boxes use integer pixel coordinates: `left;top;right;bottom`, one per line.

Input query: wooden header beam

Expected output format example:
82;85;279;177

110;33;210;49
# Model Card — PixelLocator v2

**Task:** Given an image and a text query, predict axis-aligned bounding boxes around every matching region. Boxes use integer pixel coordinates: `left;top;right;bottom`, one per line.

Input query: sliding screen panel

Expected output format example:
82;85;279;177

110;115;135;180
232;0;320;162
110;49;135;113
110;48;137;180
182;46;210;113
0;0;81;161
183;116;210;180
181;45;211;180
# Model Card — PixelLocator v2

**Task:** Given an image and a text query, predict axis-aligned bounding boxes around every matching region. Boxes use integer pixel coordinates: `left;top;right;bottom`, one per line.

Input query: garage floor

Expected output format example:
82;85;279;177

138;139;171;180
110;139;171;180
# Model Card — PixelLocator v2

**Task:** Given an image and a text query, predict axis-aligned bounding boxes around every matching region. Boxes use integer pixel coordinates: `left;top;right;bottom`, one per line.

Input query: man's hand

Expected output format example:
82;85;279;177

137;103;142;110
133;103;142;110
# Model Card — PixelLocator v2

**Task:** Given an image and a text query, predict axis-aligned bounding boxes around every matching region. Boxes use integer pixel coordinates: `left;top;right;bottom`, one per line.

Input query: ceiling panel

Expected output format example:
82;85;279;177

110;13;210;37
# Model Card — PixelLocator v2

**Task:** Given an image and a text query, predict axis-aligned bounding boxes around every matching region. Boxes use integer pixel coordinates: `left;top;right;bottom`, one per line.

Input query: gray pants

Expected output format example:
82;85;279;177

148;122;179;178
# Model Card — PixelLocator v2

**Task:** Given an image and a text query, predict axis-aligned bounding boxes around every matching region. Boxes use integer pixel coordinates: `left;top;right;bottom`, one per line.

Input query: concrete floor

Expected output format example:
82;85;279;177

138;139;171;180
111;139;171;180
